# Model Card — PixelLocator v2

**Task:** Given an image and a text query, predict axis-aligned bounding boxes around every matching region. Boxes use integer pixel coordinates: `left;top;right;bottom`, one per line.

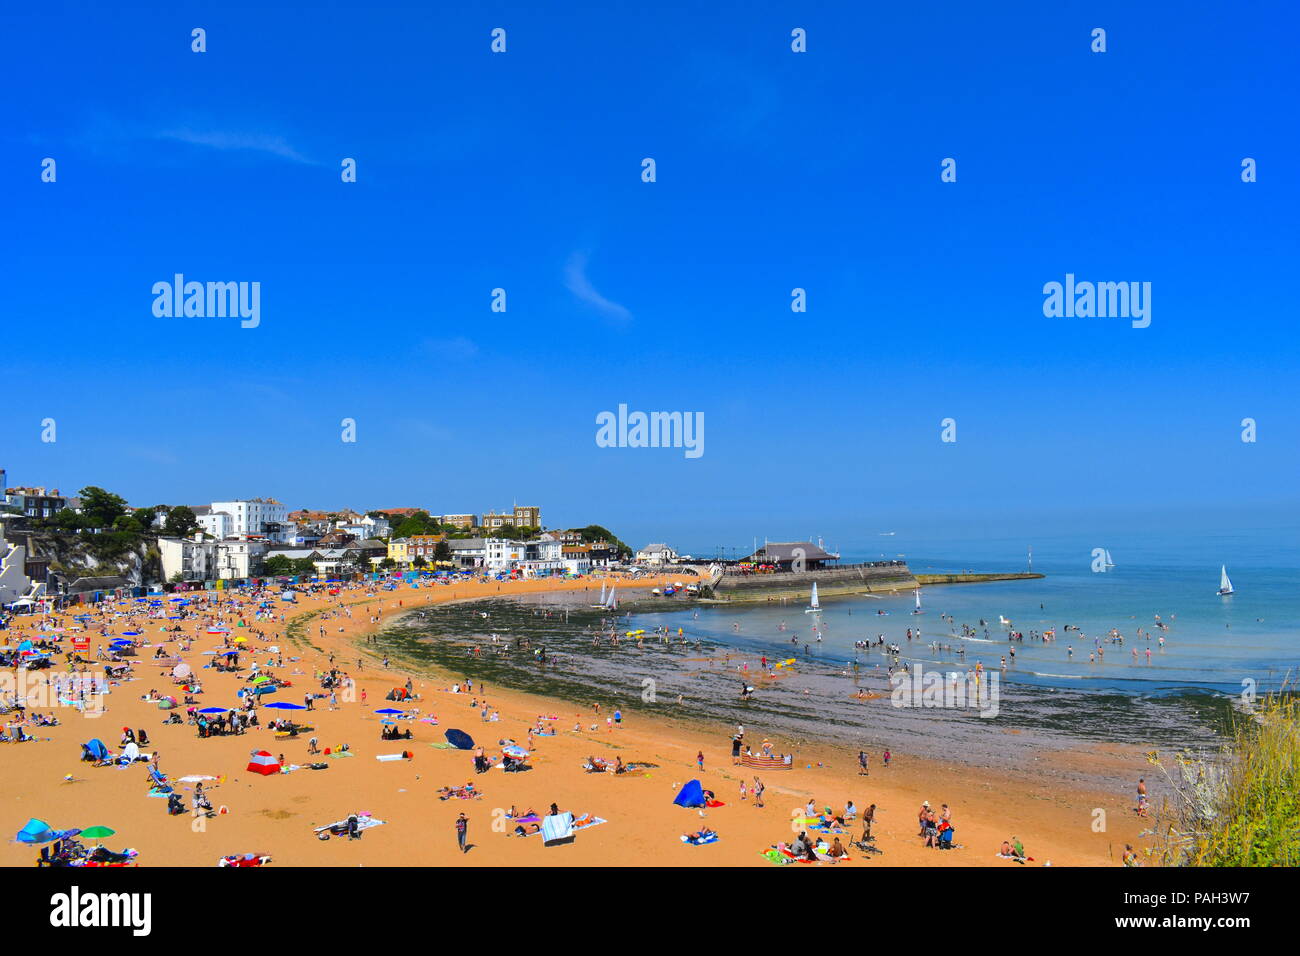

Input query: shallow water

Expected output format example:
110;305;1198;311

381;592;1237;791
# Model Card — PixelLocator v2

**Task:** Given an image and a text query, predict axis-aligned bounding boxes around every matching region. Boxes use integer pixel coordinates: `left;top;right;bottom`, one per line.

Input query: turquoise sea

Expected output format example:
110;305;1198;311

646;522;1300;695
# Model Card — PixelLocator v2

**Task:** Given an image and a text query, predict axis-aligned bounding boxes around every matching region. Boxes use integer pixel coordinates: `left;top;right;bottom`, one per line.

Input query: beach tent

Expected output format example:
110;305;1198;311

15;818;79;844
81;738;110;761
673;779;707;808
444;729;474;750
245;751;282;776
172;662;192;679
541;812;575;846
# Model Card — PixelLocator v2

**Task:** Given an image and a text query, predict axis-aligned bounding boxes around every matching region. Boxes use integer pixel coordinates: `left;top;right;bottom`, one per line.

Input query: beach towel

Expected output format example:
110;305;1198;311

682;832;720;845
541;811;575;845
375;753;411;762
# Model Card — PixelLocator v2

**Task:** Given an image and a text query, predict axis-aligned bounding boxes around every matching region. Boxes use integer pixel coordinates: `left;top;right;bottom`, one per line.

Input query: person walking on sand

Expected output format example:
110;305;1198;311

697;750;704;772
753;776;765;808
1136;777;1148;816
858;750;869;775
456;813;468;853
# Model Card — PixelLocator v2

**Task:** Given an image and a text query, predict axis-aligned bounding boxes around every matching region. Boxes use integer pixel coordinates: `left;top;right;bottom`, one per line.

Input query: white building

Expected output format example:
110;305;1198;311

0;517;36;604
635;543;679;566
447;538;486;569
519;538;564;576
205;498;288;541
158;536;217;583
195;509;230;540
485;539;526;573
215;540;268;579
337;514;389;540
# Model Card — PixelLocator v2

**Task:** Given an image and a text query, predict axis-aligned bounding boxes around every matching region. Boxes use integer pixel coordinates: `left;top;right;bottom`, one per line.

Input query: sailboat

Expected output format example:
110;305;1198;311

911;588;924;615
606;585;618;611
1104;550;1116;569
804;583;821;614
590;581;608;609
1217;566;1234;596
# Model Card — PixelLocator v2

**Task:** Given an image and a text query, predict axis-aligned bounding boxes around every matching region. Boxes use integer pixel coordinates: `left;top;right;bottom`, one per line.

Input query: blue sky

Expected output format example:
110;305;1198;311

2;1;1297;554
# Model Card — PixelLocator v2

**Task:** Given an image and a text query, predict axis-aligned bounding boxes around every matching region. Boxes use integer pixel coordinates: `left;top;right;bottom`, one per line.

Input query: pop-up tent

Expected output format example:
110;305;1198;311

444;729;474;750
81;739;110;762
15;818;79;844
245;751;281;776
673;779;707;808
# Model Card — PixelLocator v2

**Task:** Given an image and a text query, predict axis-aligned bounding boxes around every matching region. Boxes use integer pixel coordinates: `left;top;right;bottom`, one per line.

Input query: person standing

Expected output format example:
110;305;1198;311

455;813;468;853
858;750;869;775
753;776;765;808
697;750;704;772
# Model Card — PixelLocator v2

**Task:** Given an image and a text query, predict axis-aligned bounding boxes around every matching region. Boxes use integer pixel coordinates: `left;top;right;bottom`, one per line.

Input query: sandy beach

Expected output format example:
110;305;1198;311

0;575;1148;867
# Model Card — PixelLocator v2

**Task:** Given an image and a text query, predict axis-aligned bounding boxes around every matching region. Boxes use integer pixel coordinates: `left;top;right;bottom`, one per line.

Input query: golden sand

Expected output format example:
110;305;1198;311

0;575;1146;867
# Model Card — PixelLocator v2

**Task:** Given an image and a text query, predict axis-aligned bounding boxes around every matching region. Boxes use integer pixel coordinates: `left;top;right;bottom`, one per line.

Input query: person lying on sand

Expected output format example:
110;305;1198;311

683;826;716;842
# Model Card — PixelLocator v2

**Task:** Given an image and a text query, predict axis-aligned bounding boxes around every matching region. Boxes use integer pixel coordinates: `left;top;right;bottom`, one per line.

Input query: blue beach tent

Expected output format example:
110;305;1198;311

444;729;474;750
81;738;110;761
673;779;707;808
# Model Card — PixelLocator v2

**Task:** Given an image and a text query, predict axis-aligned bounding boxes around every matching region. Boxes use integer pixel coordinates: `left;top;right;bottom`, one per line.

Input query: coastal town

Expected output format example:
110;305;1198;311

0;467;698;605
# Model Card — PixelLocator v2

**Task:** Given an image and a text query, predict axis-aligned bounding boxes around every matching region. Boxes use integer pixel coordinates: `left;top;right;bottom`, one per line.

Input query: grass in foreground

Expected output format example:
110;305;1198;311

1152;691;1300;866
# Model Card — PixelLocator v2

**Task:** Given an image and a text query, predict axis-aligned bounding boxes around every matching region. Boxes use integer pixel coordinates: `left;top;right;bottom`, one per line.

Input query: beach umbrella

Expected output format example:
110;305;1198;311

502;745;529;760
198;707;228;714
263;702;305;711
80;826;116;840
444;729;474;750
374;708;403;715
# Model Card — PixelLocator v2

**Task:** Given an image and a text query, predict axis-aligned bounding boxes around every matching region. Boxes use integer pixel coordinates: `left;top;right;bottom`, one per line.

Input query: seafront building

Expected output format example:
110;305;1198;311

635;542;679;566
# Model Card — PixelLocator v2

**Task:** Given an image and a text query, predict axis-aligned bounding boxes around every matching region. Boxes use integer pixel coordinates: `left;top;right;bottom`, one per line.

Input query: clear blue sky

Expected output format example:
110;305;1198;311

2;1;1297;553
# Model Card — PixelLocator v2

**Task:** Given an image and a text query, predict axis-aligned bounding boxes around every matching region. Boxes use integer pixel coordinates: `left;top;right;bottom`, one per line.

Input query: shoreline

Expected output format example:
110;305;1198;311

1;574;1152;867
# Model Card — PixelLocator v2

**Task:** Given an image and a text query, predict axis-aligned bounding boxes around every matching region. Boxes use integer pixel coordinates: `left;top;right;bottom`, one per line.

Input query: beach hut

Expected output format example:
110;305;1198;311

245;751;282;776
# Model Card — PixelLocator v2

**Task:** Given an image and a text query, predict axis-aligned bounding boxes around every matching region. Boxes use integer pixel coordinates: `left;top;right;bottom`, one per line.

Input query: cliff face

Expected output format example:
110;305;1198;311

18;530;162;589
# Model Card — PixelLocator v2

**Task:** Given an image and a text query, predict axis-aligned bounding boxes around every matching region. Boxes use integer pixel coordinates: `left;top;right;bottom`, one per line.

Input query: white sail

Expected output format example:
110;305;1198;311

915;589;922;609
1219;566;1233;595
1104;550;1115;567
598;582;607;603
810;583;820;609
608;585;618;610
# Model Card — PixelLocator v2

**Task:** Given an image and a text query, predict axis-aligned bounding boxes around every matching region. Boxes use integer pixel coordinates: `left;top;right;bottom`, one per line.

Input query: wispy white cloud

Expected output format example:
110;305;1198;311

156;128;316;164
565;252;632;324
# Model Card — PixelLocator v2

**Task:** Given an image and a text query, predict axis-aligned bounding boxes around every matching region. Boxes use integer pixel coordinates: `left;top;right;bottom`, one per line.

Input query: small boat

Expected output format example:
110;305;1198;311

911;588;924;615
590;582;608;609
1217;565;1234;596
1104;550;1116;568
804;583;821;614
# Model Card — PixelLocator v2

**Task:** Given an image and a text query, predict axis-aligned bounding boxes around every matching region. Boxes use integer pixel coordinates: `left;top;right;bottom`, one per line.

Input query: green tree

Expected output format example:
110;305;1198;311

263;554;296;576
434;541;452;563
131;507;157;529
164;505;200;537
78;486;128;530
